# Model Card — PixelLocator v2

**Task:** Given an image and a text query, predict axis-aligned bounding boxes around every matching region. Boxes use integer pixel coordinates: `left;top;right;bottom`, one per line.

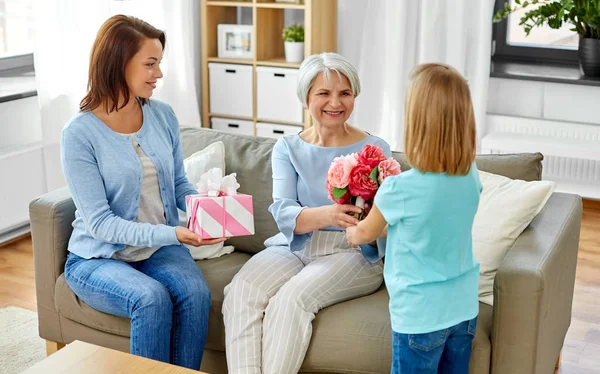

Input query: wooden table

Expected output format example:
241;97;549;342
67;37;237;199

22;340;208;373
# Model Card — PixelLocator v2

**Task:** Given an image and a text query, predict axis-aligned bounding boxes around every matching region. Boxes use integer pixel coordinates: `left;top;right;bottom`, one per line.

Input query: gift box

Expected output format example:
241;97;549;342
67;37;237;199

185;168;255;239
186;193;254;239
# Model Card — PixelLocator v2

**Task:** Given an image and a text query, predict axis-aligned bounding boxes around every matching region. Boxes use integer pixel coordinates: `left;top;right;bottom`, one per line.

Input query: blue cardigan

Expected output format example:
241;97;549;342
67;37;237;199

61;99;196;259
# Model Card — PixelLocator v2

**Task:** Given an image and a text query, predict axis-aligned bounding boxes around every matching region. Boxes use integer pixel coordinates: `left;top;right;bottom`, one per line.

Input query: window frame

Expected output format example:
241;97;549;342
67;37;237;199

492;0;579;64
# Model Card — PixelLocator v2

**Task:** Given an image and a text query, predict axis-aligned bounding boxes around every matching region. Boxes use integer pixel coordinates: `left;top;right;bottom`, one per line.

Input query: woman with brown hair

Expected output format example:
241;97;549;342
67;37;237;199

60;15;224;369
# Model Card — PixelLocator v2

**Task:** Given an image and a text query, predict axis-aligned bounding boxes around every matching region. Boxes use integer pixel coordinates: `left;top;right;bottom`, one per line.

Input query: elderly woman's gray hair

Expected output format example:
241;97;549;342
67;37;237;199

296;52;361;108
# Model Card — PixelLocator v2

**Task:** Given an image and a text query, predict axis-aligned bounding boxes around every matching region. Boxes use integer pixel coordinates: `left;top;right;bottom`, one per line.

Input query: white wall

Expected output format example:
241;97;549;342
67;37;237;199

0;96;47;239
0;96;42;149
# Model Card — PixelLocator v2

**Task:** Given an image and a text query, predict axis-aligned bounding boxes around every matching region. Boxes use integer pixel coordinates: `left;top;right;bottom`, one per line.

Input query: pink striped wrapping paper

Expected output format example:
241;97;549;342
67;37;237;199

185;194;255;239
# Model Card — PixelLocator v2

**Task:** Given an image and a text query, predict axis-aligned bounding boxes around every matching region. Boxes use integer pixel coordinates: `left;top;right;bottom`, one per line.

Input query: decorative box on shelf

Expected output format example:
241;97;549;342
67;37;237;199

256;122;303;139
211;117;254;136
209;63;253;118
256;66;303;124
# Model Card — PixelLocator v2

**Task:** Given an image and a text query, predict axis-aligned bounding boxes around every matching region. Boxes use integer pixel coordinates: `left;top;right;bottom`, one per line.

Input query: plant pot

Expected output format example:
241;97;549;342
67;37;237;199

579;37;600;77
284;42;304;63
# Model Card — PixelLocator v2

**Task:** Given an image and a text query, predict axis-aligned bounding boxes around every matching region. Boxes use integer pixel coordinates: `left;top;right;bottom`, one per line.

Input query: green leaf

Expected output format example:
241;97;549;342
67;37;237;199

369;166;379;185
515;0;521;4
332;187;348;201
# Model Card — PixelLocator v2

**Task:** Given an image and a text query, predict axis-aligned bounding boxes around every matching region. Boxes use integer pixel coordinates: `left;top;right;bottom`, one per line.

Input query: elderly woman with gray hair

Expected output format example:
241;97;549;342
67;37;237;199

222;52;391;374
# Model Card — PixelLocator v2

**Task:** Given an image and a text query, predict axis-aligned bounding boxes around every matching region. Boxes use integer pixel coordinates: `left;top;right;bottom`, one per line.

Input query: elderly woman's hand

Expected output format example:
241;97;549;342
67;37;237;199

326;204;362;229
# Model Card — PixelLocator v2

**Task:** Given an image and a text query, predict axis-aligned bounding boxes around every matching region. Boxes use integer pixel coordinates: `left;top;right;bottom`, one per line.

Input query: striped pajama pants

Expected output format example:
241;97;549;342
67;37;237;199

222;230;384;374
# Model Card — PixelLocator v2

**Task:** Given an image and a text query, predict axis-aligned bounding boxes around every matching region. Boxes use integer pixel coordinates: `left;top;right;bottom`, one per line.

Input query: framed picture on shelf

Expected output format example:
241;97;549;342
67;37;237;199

218;24;254;59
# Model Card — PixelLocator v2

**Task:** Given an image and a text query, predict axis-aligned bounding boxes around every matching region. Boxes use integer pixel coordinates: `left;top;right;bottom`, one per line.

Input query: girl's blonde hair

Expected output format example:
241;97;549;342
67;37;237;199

404;63;476;176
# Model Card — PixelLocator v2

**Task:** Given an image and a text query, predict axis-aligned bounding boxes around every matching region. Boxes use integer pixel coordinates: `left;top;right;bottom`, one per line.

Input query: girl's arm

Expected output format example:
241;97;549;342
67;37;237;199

346;203;388;246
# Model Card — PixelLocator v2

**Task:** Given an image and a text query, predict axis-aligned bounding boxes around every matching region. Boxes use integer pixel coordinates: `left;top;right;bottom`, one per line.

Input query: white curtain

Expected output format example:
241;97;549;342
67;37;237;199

339;0;495;152
33;0;202;191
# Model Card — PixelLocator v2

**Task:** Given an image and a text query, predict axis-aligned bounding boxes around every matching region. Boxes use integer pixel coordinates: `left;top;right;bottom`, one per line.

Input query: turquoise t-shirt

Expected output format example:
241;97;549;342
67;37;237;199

374;163;482;334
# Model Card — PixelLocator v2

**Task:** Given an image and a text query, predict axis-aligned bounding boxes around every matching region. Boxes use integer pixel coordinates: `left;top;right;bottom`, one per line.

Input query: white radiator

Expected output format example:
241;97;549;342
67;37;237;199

483;115;600;199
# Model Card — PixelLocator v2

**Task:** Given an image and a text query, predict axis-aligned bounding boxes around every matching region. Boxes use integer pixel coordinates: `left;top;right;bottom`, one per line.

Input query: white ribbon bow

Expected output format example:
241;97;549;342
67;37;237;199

196;167;240;197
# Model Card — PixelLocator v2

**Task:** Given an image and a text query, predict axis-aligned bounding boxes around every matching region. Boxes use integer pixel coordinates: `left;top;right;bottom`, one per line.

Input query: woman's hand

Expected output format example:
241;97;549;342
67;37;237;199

176;226;227;246
326;204;363;229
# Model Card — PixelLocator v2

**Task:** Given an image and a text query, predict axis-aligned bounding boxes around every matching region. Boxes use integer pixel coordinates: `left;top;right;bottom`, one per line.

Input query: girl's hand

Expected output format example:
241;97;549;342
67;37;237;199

176;226;227;246
346;225;360;248
364;202;372;217
326;204;362;228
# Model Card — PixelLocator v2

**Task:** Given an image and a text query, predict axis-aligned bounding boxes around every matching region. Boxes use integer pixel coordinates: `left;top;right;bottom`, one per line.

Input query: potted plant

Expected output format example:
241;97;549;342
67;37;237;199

493;0;600;77
282;24;305;63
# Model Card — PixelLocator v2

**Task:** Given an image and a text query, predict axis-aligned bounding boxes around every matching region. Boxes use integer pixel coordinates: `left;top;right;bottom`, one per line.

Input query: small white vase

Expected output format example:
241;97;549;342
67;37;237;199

284;42;304;63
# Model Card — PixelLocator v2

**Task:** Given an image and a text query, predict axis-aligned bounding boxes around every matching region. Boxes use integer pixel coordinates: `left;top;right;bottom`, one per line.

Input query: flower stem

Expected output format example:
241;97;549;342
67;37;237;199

354;196;365;220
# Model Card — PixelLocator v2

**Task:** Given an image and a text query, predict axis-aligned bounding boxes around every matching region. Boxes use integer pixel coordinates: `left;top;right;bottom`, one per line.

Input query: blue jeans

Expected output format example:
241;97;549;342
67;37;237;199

64;244;211;370
391;317;477;374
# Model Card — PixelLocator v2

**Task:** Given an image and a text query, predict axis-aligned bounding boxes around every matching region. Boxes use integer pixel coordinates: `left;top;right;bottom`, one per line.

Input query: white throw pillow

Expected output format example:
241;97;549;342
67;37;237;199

474;171;555;306
180;141;234;260
184;141;226;187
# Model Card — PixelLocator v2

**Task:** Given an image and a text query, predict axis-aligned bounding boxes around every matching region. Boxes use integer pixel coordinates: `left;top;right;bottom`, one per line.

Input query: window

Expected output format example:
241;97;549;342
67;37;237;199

0;0;34;71
492;0;578;64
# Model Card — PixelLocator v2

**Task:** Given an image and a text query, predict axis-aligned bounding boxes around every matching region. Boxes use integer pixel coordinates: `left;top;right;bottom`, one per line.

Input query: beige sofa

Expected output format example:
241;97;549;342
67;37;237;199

30;127;582;374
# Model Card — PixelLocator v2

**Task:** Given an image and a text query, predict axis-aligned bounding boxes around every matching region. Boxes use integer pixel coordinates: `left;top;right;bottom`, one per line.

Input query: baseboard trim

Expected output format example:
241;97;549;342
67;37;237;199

0;223;31;247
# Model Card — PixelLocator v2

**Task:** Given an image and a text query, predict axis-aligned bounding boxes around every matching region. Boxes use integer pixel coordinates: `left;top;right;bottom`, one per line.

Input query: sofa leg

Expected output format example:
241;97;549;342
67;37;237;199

556;349;562;369
46;340;65;356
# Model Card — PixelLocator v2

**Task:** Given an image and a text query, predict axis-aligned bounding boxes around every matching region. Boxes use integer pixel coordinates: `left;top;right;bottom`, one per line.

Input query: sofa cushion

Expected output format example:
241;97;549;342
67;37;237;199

301;286;492;373
55;274;131;337
181;128;280;254
55;247;492;373
55;248;492;372
182;141;232;260
54;251;252;351
391;152;543;181
474;171;555;306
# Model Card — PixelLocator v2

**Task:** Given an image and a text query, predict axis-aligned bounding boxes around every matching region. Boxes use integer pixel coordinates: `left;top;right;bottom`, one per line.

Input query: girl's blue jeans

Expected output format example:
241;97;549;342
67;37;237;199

391;317;477;374
64;244;211;370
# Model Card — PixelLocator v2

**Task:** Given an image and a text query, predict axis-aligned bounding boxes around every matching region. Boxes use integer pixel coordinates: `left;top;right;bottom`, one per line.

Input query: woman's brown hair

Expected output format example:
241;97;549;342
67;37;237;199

404;63;476;176
80;15;165;113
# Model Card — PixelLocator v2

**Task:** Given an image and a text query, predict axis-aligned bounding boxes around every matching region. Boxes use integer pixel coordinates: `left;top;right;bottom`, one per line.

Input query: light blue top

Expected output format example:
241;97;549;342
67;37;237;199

374;163;482;334
268;133;391;261
61;99;196;259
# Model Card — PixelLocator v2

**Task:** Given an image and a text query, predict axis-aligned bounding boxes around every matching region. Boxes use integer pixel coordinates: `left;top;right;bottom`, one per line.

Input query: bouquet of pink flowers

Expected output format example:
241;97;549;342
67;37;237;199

326;144;401;219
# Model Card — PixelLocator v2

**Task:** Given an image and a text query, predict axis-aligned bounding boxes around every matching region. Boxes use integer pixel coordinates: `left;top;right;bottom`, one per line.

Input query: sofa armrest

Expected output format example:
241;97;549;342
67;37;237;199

29;186;75;341
491;192;582;374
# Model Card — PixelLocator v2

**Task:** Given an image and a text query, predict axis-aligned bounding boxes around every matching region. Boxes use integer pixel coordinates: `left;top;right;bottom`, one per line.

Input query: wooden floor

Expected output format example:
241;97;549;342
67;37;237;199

1;200;599;373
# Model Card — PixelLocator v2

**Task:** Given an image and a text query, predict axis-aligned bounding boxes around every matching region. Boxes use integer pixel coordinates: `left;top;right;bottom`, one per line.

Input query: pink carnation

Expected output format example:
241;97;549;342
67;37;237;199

348;164;378;201
358;145;387;168
378;158;402;184
327;153;358;188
